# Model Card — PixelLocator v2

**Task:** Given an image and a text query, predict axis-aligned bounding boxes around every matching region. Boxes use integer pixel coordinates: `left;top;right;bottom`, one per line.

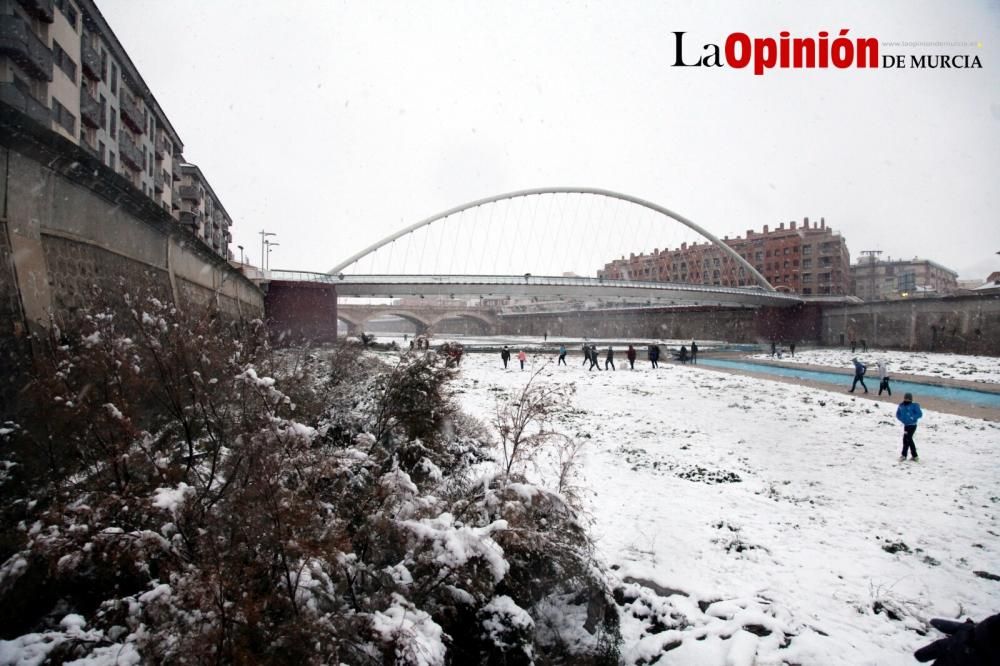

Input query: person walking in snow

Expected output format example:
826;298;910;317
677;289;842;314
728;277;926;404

849;358;868;393
789;342;796;357
877;359;892;396
649;344;660;369
605;346;615;371
770;340;777;357
500;346;511;369
581;344;591;367
678;346;689;363
588;344;602;371
517;349;527;370
690;340;698;364
626;344;637;370
896;392;923;461
558;344;567;365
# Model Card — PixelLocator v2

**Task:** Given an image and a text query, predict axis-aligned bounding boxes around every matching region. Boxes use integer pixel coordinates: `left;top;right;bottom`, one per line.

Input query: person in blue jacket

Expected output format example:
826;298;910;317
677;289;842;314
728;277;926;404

895;392;923;461
849;358;868;393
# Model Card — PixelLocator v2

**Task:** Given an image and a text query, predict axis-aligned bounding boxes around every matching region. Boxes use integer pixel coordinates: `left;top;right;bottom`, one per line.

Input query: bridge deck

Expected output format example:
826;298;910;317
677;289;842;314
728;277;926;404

268;271;803;308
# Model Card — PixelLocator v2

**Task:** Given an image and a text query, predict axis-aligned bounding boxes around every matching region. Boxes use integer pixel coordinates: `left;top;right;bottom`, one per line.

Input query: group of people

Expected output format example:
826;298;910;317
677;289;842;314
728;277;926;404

499;346;528;370
849;358;893;396
849;357;923;461
501;341;699;372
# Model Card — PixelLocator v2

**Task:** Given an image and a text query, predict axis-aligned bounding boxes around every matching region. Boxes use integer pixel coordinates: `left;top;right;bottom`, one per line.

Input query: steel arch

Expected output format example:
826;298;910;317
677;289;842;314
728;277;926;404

329;187;774;291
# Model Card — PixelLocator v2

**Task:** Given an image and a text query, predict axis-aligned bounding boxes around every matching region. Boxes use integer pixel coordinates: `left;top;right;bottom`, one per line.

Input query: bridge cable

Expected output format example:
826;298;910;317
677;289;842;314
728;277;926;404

407;228;415;274
419;213;431;275
480;203;493;275
530;192;545;275
521;195;537;274
386;235;395;273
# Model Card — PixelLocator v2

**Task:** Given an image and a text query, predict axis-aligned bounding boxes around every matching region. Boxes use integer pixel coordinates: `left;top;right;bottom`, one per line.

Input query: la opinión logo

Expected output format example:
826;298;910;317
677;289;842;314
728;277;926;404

671;31;983;74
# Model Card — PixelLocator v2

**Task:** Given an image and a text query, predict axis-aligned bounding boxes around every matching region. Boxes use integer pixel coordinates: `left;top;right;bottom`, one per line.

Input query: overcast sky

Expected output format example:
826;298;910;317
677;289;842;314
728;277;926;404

98;0;1000;279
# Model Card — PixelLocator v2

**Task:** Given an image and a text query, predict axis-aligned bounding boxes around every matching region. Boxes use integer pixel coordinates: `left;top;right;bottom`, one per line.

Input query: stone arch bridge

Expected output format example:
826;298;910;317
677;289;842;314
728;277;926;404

336;303;499;337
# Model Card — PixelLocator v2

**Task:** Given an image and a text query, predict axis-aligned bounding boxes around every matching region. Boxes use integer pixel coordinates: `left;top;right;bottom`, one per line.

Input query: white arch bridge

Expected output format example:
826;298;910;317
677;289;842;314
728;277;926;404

271;187;804;311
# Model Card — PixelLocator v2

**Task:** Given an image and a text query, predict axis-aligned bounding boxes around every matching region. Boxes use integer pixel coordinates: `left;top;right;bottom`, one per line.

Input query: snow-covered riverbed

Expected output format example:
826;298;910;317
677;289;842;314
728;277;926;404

452;351;1000;665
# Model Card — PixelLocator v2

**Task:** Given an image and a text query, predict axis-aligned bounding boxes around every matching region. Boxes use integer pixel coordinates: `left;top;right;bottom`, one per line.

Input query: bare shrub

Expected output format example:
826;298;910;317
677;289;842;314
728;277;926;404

0;293;619;664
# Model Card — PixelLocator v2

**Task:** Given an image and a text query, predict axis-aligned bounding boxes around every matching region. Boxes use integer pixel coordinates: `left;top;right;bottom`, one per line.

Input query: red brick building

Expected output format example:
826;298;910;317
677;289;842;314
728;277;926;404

598;217;851;296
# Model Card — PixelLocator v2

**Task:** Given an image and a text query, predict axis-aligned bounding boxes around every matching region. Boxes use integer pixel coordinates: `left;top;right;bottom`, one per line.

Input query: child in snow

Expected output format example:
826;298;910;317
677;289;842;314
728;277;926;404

517;350;527;370
849;358;868;393
877;359;891;396
895;392;922;461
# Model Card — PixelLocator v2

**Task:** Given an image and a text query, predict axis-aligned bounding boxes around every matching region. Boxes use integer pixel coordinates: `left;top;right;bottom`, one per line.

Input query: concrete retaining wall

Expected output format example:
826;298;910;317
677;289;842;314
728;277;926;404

820;297;1000;355
0;105;264;410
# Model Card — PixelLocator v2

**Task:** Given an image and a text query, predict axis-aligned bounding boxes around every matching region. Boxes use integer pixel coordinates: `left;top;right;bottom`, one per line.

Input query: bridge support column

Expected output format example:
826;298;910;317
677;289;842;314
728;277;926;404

264;281;338;345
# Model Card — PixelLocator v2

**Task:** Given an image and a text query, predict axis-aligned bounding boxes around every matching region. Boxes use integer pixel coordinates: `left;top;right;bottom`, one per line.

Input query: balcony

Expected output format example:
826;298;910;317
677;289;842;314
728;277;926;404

179;211;199;228
118;133;142;171
80;39;100;80
119;94;143;133
154;132;171;158
0;14;53;82
178;184;202;201
0;81;49;127
16;0;54;23
79;88;100;128
153;171;164;193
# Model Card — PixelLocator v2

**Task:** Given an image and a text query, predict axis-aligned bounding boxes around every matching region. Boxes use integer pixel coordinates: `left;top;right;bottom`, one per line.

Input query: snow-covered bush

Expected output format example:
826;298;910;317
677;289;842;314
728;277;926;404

0;295;619;664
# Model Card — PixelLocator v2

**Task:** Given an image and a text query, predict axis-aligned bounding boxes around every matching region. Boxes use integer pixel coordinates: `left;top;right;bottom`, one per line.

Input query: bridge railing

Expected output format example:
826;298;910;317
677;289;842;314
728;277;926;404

268;270;799;300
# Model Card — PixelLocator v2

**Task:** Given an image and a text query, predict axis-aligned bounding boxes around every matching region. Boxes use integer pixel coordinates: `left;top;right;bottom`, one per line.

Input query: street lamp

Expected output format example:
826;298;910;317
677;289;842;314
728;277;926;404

237;244;244;265
259;230;276;268
265;241;280;270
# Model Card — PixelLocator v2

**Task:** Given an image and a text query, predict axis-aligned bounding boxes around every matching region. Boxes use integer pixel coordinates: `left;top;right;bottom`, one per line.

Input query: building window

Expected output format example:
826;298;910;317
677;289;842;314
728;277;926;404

53;41;77;82
51;98;76;134
110;63;118;96
99;94;107;129
109;112;117;139
98;140;105;162
55;0;79;28
802;245;812;256
109;152;115;170
100;50;108;81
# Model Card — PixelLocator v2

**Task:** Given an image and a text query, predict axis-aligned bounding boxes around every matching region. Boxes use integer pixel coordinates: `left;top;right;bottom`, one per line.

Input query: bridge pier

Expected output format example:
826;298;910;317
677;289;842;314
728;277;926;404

264;281;338;344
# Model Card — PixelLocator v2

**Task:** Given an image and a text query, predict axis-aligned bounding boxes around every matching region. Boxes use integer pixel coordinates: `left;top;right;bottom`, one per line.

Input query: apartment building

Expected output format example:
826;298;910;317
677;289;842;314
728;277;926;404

0;0;232;259
598;217;852;296
851;256;958;301
177;163;233;258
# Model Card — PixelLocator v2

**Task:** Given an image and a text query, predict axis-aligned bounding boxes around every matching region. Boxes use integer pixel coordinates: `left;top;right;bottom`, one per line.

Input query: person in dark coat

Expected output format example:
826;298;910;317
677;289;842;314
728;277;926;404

500;346;511;369
649;345;660;368
582;344;591;367
588;344;602;371
770;340;777;357
896;392;923;461
690;340;698;364
789;342;796;357
626;344;637;370
849;358;868;393
605;346;615;371
678;346;689;363
558;345;567;365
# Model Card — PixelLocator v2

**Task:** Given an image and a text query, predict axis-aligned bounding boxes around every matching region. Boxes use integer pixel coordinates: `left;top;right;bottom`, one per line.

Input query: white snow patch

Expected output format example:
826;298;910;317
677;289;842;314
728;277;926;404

370;594;446;666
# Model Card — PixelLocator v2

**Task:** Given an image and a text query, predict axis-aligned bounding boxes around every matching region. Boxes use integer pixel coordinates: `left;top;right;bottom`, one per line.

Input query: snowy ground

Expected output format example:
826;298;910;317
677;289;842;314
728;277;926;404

747;348;1000;386
450;351;1000;665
